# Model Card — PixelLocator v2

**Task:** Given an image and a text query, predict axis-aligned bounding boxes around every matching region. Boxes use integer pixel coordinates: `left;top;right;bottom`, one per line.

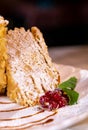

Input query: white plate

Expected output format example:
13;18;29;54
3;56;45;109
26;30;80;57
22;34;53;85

0;64;88;130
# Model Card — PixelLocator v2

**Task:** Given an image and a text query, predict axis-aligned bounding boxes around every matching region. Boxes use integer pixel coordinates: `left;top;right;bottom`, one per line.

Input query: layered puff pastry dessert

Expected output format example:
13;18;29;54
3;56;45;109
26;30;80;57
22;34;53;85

0;16;8;94
0;16;60;106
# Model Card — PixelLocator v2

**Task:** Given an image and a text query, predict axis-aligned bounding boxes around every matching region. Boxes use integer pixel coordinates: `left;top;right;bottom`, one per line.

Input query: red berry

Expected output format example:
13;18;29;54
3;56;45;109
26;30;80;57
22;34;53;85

48;101;58;110
59;97;68;108
39;88;69;111
39;95;49;105
52;92;61;102
45;91;53;98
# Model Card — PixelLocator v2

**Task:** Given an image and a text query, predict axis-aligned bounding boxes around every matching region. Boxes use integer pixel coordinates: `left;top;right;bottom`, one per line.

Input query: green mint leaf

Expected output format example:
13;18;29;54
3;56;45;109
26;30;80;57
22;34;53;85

62;88;79;105
58;77;79;105
58;77;77;90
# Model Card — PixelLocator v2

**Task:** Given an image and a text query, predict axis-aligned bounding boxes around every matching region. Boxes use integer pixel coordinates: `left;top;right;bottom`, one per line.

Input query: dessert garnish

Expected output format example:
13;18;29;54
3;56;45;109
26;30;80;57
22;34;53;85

39;77;79;111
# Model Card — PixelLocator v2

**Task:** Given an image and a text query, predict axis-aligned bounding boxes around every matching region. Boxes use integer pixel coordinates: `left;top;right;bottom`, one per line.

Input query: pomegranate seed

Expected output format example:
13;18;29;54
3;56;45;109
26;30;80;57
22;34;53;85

39;95;49;105
48;101;58;110
52;92;61;102
45;91;53;98
59;97;68;108
39;88;69;111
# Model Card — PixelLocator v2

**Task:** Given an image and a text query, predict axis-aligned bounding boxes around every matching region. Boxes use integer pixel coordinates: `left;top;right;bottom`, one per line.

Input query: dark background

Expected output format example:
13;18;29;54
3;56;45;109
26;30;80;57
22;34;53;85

0;0;88;47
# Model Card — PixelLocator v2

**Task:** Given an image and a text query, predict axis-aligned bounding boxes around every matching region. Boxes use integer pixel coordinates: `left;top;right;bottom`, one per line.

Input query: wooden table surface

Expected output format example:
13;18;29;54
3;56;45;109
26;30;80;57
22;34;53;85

49;45;88;70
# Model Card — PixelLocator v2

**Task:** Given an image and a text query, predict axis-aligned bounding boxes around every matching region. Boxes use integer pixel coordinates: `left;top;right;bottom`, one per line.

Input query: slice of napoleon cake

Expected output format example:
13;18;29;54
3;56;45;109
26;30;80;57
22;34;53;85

6;27;60;106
